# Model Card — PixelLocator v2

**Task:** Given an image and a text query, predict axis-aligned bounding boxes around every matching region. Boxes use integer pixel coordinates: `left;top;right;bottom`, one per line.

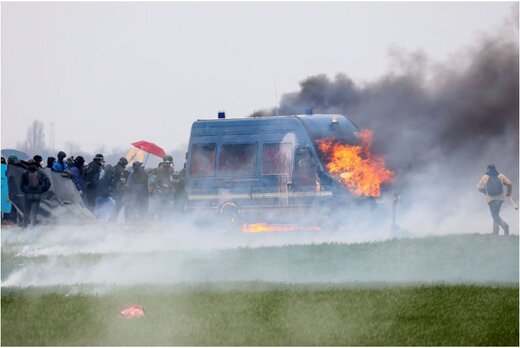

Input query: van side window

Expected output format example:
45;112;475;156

190;143;216;177
262;143;292;175
218;144;258;177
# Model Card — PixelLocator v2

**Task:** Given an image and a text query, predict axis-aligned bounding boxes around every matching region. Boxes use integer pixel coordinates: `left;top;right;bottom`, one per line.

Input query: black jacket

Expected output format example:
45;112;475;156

20;169;51;195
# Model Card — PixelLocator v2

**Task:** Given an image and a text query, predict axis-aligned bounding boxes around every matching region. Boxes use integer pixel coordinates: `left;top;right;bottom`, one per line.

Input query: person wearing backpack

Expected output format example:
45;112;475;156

20;164;51;227
477;164;512;236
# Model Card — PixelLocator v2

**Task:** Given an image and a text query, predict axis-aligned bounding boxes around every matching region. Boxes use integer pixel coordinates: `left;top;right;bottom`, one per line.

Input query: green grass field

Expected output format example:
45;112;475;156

1;284;518;346
2;234;518;345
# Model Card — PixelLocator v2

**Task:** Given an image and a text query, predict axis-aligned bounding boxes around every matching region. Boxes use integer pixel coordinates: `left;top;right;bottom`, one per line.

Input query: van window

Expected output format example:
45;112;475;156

218;143;258;177
262;143;292;175
190;143;216;177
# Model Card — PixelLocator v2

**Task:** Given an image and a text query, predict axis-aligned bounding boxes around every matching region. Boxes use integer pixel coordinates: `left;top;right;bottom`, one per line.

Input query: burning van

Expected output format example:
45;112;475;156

185;113;392;227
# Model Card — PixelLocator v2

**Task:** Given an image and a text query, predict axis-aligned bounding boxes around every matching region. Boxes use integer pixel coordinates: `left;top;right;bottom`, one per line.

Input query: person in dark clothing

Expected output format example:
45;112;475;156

83;154;105;212
94;163;115;221
476;164;513;236
46;157;56;169
125;161;149;221
20;164;51;227
152;157;176;220
109;157;129;222
33;155;43;168
52;151;68;172
69;156;86;193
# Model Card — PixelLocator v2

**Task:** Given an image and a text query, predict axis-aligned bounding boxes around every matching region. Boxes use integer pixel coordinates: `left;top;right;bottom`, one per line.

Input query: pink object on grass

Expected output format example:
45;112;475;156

120;304;145;318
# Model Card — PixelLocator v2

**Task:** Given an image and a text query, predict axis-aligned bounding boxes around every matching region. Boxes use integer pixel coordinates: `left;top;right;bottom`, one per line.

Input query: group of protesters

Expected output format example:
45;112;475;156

1;151;185;227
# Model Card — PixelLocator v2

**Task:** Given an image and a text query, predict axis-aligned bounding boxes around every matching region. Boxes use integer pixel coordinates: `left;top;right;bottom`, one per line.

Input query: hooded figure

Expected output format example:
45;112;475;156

69;156;86;192
20;164;51;227
46;157;56;169
83;154;105;212
52;151;68;172
476;164;513;235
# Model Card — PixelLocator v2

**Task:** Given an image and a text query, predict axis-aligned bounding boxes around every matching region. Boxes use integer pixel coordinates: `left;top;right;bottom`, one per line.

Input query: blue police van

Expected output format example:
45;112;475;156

185;113;367;226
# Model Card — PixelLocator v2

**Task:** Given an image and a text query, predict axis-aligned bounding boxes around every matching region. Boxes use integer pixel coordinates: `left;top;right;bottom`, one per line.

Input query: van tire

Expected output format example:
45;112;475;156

219;204;242;230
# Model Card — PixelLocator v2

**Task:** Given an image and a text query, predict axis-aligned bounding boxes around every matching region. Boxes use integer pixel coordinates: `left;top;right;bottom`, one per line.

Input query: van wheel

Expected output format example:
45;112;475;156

220;205;242;230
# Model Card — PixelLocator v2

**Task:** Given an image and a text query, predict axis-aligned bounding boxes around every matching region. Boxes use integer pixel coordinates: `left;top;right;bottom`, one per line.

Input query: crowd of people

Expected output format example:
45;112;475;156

1;151;186;227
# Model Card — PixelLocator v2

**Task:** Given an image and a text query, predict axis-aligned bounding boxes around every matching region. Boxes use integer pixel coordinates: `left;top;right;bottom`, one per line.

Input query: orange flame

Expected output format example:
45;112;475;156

241;223;321;233
316;129;393;197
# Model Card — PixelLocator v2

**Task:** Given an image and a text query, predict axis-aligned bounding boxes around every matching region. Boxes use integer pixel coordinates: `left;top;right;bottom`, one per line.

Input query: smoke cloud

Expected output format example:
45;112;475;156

251;8;519;235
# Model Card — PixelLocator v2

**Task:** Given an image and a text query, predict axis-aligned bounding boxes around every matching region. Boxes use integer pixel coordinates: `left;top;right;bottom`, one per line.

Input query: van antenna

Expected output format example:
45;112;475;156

274;76;279;117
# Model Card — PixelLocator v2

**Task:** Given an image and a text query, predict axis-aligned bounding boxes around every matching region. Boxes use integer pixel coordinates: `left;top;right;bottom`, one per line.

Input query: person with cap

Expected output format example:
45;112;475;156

109;157;130;222
125;161;149;221
52;151;68;172
32;155;43;168
83;154;105;212
20;163;51;227
477;164;513;236
69;156;86;193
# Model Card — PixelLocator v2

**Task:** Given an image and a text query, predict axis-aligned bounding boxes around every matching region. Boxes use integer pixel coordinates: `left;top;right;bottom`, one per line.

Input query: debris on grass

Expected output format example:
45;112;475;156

120;304;144;318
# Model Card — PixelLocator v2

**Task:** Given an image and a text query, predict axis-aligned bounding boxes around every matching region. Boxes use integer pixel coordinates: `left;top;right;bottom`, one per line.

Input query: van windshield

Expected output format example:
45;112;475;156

298;115;360;146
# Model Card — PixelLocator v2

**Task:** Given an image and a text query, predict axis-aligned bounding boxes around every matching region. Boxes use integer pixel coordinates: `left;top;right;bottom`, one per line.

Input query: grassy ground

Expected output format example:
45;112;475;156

2;284;518;346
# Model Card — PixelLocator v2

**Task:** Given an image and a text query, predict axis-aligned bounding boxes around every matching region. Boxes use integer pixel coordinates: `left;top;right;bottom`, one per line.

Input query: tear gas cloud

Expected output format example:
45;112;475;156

2;223;518;292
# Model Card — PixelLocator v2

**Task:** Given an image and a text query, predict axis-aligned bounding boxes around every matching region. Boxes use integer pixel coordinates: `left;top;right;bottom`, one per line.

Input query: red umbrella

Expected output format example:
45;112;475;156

131;140;166;158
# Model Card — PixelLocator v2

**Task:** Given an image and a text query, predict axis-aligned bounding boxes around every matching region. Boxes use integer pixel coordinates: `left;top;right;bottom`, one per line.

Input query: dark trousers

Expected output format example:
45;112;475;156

84;187;97;212
23;198;41;227
488;200;509;235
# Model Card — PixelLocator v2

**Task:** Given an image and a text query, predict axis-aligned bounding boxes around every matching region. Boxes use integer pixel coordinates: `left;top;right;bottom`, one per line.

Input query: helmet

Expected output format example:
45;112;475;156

133;161;142;168
163;155;173;163
118;157;129;166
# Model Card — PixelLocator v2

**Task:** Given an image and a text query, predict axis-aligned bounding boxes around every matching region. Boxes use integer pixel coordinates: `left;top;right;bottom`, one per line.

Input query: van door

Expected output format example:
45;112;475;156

256;142;293;208
290;146;320;207
216;142;259;211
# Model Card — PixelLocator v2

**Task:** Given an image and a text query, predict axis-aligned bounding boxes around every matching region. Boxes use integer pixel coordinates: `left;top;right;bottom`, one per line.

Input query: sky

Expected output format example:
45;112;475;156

1;1;515;155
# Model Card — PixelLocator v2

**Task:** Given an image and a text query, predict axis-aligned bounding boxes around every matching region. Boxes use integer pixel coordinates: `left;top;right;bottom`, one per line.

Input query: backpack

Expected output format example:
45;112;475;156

27;171;40;190
486;174;503;195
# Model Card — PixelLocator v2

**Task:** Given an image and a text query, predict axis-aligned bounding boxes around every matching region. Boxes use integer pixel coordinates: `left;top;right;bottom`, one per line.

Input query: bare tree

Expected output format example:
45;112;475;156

19;120;46;155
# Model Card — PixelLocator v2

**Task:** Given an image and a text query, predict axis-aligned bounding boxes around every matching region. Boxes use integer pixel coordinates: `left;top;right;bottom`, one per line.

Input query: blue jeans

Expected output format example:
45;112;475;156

488;200;509;235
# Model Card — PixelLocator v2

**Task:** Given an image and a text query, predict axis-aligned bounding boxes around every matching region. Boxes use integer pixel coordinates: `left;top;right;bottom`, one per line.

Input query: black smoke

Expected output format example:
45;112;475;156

251;9;519;190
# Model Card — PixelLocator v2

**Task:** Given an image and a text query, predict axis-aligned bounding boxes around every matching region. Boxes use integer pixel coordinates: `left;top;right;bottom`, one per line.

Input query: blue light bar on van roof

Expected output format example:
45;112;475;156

218;111;226;119
305;108;313;115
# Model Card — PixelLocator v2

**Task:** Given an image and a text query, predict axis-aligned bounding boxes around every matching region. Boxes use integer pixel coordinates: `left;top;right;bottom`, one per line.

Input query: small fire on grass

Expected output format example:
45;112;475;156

316;129;393;197
241;223;321;233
